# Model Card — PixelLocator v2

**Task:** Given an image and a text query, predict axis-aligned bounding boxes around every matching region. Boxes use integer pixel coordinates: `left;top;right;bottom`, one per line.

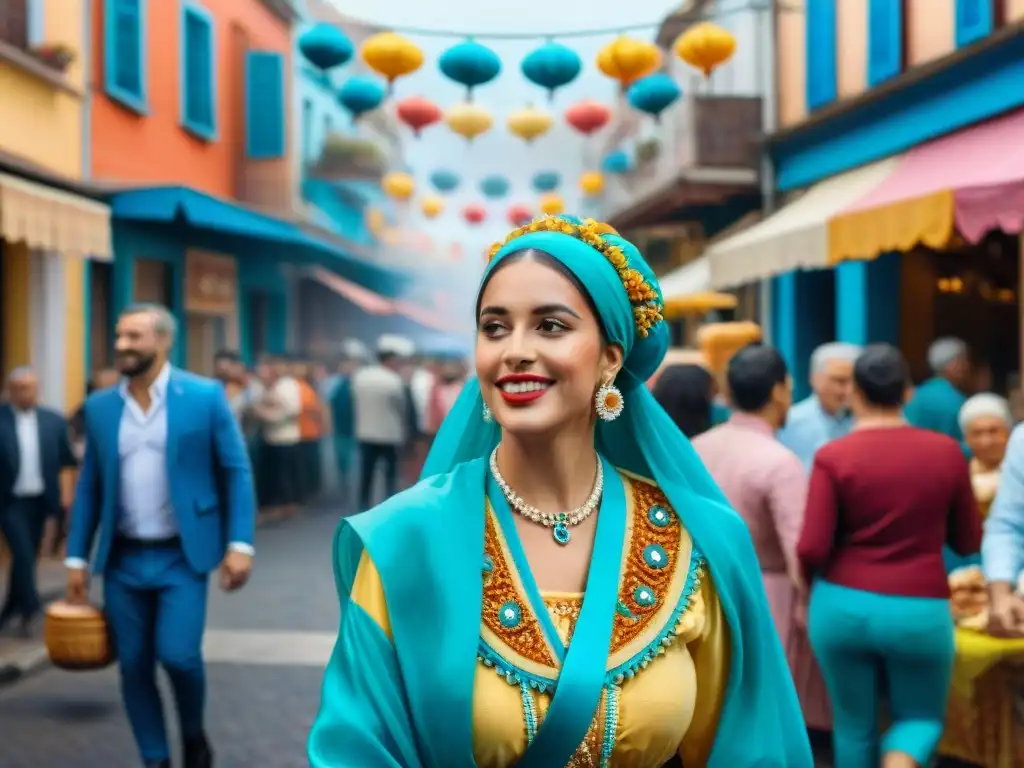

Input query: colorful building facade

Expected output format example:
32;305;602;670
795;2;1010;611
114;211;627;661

706;0;1024;397
0;0;111;411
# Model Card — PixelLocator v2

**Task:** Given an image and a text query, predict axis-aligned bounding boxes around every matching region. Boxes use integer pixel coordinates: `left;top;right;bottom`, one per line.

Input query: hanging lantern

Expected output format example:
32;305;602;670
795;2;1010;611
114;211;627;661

360;32;424;93
565;100;612;137
674;22;737;78
337;76;386;121
463;204;487;225
445;102;493;142
506;104;553;143
531;170;560;193
366;207;386;237
521;41;582;101
395;96;442;138
438;38;502;100
602;150;631;174
299;23;354;71
507;204;532;226
626;73;682;123
480;175;510;199
579;171;605;197
382;171;415;202
596;35;662;90
539;193;564;216
430;169;460;193
420;195;444;218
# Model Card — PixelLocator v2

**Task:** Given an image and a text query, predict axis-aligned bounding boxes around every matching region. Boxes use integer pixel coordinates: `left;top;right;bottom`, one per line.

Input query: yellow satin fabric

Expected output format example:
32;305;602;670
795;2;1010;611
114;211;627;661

350;545;729;767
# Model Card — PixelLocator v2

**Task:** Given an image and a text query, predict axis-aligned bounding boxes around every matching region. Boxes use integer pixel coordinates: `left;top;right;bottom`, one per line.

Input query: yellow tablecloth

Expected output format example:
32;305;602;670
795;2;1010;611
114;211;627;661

940;628;1024;768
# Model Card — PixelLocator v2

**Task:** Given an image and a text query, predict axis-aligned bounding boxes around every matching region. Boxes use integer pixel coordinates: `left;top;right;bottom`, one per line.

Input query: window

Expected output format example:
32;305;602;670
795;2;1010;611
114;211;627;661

245;50;285;159
867;0;904;86
0;0;28;50
302;98;314;162
805;0;838;111
104;0;146;113
955;0;995;47
181;0;216;141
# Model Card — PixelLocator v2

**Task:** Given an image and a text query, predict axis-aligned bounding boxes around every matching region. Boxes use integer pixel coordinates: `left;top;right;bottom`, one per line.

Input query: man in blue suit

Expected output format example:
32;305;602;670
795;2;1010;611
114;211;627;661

66;303;257;768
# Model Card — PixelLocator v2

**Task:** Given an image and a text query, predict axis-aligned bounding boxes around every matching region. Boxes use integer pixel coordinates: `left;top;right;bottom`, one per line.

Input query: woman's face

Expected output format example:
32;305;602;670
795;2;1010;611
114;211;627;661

476;256;622;437
965;415;1010;467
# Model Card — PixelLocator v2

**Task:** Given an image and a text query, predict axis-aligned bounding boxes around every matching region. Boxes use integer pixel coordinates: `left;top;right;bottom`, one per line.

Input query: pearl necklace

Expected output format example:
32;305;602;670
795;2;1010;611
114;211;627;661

488;447;603;546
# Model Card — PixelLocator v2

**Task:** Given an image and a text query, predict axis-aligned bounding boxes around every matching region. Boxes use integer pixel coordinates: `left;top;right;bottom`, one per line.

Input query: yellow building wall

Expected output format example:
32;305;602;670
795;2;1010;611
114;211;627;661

778;1;1024;128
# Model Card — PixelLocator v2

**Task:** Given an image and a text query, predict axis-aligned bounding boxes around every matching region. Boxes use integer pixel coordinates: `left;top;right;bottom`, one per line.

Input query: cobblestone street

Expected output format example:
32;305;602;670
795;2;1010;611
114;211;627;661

0;506;345;767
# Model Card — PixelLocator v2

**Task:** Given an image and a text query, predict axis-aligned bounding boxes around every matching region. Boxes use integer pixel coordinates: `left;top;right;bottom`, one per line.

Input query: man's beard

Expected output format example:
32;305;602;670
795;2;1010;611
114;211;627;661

117;351;158;378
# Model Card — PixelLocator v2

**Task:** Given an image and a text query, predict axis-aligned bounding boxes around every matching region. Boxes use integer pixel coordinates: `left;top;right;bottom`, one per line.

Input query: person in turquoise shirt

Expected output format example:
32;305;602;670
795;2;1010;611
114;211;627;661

778;342;860;470
904;337;972;444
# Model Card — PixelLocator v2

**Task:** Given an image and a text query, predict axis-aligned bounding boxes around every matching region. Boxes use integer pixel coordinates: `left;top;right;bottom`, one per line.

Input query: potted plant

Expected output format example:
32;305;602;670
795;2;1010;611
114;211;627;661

313;135;387;180
30;42;76;73
636;137;661;165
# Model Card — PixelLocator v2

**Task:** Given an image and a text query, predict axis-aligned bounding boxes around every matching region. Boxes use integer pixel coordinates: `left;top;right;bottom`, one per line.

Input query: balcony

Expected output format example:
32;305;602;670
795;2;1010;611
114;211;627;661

600;93;762;229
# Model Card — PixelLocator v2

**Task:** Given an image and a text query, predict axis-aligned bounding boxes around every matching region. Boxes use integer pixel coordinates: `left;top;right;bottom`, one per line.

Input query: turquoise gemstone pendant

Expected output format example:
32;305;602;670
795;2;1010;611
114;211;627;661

553;513;571;545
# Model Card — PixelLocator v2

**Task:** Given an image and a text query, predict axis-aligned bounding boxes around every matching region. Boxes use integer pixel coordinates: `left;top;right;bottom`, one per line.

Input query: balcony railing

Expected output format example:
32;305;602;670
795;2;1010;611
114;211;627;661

600;93;762;220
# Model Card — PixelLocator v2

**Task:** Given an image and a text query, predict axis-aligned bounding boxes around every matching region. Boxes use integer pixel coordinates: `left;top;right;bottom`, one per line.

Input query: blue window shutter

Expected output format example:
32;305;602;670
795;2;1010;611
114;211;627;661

805;0;838;111
245;51;285;160
302;99;314;162
181;4;216;140
955;0;994;47
104;0;146;112
867;0;903;86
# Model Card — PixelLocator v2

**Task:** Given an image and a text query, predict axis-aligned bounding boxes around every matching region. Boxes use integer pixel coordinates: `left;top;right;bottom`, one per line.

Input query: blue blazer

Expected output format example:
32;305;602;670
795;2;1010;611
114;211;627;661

0;404;77;515
67;368;257;575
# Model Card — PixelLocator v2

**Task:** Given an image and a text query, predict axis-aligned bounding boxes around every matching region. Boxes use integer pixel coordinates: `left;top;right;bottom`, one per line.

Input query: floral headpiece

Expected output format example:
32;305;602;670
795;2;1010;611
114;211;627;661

488;215;664;338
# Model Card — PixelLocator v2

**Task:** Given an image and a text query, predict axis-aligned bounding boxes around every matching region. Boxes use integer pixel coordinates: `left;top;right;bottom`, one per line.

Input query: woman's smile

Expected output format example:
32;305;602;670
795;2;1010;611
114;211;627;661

496;373;555;406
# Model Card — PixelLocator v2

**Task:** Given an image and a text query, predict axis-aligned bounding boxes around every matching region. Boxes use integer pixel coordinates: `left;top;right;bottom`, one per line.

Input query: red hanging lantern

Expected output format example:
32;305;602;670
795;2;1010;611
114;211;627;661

463;204;486;225
507;204;532;226
395;96;443;138
565;99;612;136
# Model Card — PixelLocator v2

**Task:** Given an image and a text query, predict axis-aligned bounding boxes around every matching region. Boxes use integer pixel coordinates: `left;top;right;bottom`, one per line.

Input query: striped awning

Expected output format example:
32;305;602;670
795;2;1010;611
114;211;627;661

658;257;738;317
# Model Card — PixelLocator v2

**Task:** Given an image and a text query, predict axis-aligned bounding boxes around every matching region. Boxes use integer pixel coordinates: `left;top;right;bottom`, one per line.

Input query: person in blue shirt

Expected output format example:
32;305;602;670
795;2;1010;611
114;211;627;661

778;342;860;470
982;423;1024;637
904;337;972;444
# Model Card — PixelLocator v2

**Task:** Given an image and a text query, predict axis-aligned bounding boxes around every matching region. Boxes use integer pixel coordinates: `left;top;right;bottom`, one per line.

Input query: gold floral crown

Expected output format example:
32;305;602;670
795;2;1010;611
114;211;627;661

487;215;664;338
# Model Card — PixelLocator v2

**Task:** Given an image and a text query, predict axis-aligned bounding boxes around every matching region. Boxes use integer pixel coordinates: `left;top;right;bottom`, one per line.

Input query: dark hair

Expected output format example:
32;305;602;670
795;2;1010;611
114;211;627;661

853;343;908;407
727;343;789;412
652;364;714;438
378;350;398;364
476;249;607;338
214;350;241;363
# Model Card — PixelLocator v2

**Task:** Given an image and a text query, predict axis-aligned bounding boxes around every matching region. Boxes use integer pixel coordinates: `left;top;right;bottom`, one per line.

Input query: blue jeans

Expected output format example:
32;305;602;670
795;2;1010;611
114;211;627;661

809;579;955;767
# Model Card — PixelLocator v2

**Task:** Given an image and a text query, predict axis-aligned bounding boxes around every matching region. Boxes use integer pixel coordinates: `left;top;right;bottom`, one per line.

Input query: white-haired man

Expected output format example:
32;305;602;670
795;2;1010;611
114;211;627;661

778;342;861;469
904;337;973;444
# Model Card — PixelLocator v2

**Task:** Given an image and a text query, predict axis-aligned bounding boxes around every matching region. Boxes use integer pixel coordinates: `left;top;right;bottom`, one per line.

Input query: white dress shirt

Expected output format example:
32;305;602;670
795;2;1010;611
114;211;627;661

12;407;44;497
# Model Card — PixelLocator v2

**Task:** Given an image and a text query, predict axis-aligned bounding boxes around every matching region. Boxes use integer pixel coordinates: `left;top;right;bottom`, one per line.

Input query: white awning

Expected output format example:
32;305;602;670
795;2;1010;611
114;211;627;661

660;257;711;299
706;158;899;289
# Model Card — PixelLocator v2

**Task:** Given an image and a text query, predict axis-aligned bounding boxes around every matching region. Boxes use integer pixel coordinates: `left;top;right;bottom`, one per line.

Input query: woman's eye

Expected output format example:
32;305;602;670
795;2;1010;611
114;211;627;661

479;321;506;336
538;318;568;333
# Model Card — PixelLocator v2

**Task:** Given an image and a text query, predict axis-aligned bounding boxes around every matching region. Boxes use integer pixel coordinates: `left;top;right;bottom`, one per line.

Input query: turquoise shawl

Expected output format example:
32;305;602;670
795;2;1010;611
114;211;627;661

309;217;812;767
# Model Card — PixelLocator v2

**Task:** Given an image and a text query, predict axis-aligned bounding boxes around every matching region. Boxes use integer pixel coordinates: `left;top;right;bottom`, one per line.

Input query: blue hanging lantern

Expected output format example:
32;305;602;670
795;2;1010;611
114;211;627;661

531;170;560;193
480;175;510;199
299;23;354;71
438;38;502;101
337;76;385;121
520;41;582;102
602;150;632;175
430;170;461;193
626;73;682;123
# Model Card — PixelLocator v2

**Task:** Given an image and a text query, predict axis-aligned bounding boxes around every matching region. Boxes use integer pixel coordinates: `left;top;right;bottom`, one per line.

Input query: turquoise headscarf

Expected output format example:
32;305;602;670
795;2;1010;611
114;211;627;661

421;215;812;765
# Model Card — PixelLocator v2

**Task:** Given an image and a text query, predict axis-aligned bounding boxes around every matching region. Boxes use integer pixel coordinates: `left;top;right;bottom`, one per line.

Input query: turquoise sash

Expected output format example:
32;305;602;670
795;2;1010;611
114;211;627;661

486;458;626;766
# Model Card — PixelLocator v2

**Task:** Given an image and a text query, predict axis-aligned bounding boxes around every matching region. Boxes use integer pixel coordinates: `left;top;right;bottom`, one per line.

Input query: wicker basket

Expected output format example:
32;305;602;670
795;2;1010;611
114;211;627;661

44;601;116;671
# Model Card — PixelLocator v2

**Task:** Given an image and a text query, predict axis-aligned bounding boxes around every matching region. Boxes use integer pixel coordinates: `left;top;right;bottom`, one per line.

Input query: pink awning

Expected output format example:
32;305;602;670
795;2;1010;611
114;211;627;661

310;267;394;315
392;300;460;333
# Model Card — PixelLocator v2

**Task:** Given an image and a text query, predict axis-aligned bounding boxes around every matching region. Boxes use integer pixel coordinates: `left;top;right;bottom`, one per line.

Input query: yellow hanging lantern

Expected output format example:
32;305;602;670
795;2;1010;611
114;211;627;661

382;171;415;202
596;35;662;89
539;193;564;216
360;32;424;92
579;171;605;196
673;22;736;78
366;207;386;236
420;195;444;218
445;102;493;142
382;228;402;246
506;105;553;143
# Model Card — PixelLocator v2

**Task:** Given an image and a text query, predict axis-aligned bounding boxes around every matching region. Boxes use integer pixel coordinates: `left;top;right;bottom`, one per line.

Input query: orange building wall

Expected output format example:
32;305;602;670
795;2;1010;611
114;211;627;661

90;0;292;198
778;1;1024;129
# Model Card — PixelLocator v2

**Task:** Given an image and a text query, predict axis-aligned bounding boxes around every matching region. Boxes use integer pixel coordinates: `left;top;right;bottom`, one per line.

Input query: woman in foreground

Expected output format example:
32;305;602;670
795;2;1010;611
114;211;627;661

308;216;811;767
798;344;982;768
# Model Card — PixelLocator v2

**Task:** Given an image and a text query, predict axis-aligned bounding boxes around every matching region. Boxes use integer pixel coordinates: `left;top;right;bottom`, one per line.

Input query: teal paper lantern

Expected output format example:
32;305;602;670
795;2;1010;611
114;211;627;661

626;73;682;123
480;175;510;199
521;41;582;101
531;171;560;193
438;38;502;100
430;170;461;193
338;76;385;121
299;23;354;71
602;150;631;174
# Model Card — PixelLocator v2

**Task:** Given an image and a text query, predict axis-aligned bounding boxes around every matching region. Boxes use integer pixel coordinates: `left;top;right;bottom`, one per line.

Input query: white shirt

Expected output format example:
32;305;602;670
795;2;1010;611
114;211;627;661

352;365;407;445
410;368;434;433
12;407;44;497
261;376;302;445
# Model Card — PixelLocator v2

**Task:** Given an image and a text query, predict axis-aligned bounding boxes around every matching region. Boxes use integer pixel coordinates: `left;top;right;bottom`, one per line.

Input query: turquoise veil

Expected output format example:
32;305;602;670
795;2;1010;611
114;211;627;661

421;215;811;765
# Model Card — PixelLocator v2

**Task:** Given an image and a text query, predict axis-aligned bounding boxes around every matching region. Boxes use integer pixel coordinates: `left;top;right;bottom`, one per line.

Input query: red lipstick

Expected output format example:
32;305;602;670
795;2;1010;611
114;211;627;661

495;373;554;407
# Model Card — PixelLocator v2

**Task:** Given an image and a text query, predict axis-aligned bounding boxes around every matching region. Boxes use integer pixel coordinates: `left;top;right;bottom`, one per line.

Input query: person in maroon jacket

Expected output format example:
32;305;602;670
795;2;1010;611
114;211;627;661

797;343;982;768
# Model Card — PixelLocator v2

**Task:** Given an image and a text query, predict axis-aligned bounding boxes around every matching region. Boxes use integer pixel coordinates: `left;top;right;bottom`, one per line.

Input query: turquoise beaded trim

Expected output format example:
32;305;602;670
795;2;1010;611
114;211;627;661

520;682;539;745
607;545;705;685
478;640;556;693
600;684;621;768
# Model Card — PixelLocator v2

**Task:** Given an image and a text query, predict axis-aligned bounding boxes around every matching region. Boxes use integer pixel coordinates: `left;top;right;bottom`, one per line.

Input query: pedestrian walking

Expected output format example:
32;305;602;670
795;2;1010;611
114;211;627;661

65;303;256;768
